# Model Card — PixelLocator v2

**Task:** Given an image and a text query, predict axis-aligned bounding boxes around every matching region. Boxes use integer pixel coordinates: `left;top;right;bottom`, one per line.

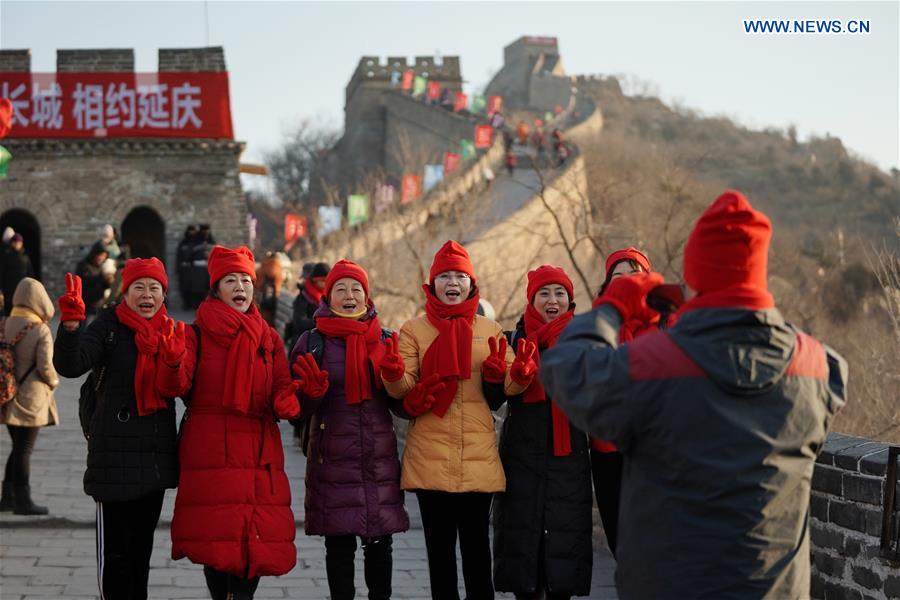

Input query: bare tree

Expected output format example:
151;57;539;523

265;118;340;210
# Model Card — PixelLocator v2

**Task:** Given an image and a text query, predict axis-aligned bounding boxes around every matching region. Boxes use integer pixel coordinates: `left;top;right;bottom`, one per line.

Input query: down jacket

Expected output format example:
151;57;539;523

1;278;59;428
540;305;848;600
290;303;409;538
161;310;297;578
492;324;593;597
384;314;525;493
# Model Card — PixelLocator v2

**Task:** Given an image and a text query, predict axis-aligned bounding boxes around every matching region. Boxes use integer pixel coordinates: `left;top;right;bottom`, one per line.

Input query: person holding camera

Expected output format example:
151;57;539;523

540;191;847;599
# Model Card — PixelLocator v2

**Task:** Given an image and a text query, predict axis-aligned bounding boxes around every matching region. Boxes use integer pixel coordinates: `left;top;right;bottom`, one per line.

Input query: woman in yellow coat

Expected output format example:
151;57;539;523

381;240;536;600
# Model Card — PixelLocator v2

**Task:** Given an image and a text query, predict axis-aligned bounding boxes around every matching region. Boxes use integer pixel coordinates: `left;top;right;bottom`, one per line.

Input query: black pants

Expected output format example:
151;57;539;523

95;489;165;600
590;449;623;557
203;566;260;600
416;490;494;600
324;534;393;600
4;425;39;485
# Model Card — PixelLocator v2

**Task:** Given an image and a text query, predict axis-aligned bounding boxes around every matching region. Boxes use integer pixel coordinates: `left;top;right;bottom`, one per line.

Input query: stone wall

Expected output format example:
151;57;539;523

811;432;900;599
0;47;246;304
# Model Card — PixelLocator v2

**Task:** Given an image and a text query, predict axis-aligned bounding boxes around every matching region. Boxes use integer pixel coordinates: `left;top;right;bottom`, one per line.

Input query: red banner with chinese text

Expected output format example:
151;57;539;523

401;174;422;203
443;152;460;175
453;92;467;113
487;95;503;115
474;124;493;149
0;72;234;139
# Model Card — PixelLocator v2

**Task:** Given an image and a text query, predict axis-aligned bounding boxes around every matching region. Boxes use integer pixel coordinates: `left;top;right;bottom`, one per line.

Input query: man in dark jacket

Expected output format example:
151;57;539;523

0;234;34;315
540;190;848;600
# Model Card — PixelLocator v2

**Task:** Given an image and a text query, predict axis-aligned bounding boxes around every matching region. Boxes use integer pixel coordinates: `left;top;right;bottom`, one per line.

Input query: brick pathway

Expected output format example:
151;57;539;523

0;314;618;599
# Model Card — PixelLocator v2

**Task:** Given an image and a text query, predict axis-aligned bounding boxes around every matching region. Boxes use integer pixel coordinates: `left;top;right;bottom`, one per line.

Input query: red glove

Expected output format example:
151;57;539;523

273;380;301;419
403;373;446;417
380;332;405;383
160;319;186;366
597;272;665;324
510;338;538;386
481;336;508;384
58;273;86;324
291;352;330;399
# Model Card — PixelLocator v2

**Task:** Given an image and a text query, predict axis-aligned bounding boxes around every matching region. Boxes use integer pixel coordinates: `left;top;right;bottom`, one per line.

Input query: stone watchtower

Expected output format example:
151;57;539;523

485;36;571;111
0;47;247;304
322;55;463;192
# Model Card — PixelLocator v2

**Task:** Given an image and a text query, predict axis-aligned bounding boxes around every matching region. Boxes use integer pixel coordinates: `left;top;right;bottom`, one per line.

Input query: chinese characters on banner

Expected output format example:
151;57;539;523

423;165;444;192
401;174;422;204
487;95;503;116
284;213;307;248
318;206;342;238
443;151;461;175
347;194;370;226
427;81;441;100
0;72;234;138
453;92;467;113
474;124;493;149
401;70;414;91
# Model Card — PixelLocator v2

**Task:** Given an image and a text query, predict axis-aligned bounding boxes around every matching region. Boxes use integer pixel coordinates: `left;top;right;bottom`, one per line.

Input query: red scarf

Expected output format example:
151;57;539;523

315;305;385;405
304;278;325;305
114;302;170;417
677;284;774;316
522;303;575;456
420;284;480;418
195;298;272;414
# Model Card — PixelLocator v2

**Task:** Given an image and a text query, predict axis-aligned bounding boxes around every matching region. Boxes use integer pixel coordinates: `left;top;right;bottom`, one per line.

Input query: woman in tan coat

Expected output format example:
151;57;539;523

381;240;536;600
0;277;59;515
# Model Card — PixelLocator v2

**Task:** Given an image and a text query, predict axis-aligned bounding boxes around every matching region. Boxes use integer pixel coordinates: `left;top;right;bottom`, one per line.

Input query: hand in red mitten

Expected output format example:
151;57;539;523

160;319;187;366
291;353;330;399
598;272;665;324
274;381;301;419
58;273;86;325
380;332;405;382
510;338;538;386
403;373;446;417
481;336;508;384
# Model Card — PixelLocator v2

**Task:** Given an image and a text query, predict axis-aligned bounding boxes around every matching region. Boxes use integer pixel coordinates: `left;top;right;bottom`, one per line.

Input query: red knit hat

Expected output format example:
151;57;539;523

683;190;771;294
527;265;574;303
208;245;256;287
325;259;369;298
605;247;651;277
0;98;12;139
429;240;475;283
121;257;168;292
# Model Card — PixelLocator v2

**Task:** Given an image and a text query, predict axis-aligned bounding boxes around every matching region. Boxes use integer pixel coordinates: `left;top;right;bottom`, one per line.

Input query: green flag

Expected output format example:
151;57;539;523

0;145;10;178
545;111;554;123
471;95;486;113
460;139;476;161
413;75;427;96
347;194;370;226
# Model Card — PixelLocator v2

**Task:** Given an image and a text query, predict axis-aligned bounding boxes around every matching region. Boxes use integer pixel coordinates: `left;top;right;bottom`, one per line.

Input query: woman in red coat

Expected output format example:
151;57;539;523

158;245;301;600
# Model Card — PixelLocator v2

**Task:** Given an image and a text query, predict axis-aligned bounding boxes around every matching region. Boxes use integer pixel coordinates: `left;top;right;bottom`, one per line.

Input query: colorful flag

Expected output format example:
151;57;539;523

453;92;468;112
471;95;486;113
424;165;444;192
443;152;461;175
401;70;415;91
347;194;370;226
460;139;476;161
427;81;441;100
487;95;503;115
0;145;10;178
413;75;427;96
474;124;493;149
545;111;554;123
318;206;342;238
284;213;307;243
401;174;422;203
375;184;395;213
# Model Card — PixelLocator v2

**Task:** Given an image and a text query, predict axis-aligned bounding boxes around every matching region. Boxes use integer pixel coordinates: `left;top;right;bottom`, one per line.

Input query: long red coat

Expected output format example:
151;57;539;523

161;319;297;578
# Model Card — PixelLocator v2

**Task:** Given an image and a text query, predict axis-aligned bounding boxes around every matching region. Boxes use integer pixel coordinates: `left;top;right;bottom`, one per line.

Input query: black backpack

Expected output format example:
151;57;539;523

295;326;393;456
77;328;117;440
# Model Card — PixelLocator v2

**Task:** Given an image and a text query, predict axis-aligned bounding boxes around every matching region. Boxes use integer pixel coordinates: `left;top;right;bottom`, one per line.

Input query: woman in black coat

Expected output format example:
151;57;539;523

491;265;593;599
53;259;179;600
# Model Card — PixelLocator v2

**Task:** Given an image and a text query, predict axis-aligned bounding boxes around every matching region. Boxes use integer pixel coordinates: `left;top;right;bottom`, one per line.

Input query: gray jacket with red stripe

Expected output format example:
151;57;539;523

540;304;847;600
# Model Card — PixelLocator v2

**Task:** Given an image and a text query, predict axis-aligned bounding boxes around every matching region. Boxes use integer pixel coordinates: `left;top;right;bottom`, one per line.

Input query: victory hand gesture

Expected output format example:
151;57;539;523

380;332;405;382
58;273;85;327
510;338;538;386
481;336;508;384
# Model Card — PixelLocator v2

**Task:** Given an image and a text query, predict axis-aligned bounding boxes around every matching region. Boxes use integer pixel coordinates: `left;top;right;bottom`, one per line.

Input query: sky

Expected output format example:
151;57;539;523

1;0;898;176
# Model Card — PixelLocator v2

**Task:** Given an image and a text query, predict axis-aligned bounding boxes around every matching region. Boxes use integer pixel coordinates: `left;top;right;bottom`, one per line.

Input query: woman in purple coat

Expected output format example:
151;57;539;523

289;260;409;600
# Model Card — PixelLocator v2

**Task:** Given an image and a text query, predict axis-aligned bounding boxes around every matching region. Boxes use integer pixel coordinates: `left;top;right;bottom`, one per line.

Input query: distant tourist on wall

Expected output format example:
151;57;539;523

255;251;285;327
1;234;35;316
75;244;113;317
176;225;198;310
186;225;215;309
